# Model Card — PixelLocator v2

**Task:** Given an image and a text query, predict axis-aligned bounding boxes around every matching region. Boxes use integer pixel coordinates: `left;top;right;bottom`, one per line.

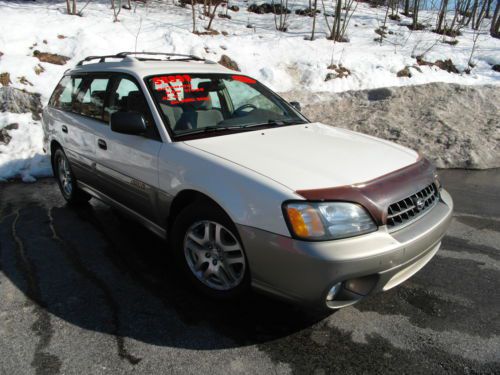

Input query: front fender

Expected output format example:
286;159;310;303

158;143;296;237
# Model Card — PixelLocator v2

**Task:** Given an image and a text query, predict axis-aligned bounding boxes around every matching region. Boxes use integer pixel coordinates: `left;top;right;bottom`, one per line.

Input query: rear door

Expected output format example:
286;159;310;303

46;75;97;187
92;73;162;222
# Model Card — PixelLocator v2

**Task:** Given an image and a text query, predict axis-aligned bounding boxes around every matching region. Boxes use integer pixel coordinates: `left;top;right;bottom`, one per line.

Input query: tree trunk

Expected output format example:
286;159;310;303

207;0;221;30
412;0;419;28
66;0;71;14
403;0;410;15
191;0;196;33
72;0;77;14
331;0;342;40
310;0;318;40
459;0;471;27
382;1;390;28
491;0;500;37
436;0;449;33
473;0;487;29
485;0;492;18
466;0;478;26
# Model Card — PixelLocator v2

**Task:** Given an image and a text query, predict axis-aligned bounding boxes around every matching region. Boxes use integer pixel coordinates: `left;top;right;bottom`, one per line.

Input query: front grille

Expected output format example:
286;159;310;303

387;183;439;229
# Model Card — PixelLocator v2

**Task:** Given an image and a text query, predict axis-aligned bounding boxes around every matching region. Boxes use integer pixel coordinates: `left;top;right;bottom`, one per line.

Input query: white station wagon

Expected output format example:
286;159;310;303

42;52;453;309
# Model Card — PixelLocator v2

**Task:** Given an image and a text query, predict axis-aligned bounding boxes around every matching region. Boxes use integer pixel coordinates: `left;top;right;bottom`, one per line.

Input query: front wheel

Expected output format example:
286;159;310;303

171;202;250;299
53;148;91;205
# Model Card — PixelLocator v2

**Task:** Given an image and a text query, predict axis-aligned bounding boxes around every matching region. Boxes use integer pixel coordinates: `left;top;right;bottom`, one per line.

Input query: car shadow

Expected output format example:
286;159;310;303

0;180;332;352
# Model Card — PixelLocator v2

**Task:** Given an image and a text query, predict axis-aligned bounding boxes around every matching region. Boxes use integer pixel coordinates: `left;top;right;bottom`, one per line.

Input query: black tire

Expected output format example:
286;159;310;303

53;148;91;205
170;201;251;299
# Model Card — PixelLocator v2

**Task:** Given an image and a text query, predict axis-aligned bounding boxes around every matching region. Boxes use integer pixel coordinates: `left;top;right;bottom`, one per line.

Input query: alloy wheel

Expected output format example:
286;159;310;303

183;220;246;291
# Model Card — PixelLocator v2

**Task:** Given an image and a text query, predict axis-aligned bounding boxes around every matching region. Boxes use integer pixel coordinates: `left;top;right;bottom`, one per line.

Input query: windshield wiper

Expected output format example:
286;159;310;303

176;119;307;138
240;119;307;128
177;125;242;137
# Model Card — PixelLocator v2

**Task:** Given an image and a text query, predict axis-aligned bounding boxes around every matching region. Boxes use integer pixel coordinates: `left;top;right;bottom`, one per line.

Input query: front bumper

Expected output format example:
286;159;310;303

237;189;453;309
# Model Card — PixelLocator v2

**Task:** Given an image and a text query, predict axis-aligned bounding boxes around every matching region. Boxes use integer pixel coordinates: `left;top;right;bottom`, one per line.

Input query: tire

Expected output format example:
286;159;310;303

170;201;250;299
53;147;91;205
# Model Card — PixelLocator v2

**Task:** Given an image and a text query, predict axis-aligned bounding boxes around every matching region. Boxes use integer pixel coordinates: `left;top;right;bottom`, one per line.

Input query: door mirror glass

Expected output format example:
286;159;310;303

110;111;147;135
289;101;301;112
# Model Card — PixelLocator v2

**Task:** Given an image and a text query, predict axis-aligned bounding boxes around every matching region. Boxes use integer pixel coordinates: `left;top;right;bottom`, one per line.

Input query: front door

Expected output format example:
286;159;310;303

91;74;162;222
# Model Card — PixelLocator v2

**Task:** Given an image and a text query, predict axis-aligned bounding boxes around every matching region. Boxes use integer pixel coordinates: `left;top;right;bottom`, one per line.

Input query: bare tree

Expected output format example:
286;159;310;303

485;0;493;18
403;0;410;16
472;0;488;29
491;0;500;37
465;0;478;25
448;0;469;36
206;0;224;30
435;0;449;33
111;0;122;22
65;0;78;15
411;0;422;29
468;15;486;66
324;0;357;42
310;0;318;40
273;0;290;32
191;0;197;33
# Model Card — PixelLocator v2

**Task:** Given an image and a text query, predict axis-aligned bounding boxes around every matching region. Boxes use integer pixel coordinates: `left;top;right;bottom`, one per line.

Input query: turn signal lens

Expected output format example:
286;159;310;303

286;204;325;238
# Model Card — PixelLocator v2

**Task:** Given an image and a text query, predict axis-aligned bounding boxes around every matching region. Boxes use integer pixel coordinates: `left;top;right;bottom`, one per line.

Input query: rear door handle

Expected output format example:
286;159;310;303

97;139;107;150
62;125;68;133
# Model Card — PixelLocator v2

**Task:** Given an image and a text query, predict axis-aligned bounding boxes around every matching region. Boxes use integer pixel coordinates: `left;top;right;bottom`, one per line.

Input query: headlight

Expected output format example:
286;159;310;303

283;202;377;240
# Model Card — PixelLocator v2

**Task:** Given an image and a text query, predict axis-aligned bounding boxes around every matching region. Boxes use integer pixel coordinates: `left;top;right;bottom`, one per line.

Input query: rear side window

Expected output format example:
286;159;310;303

49;76;83;111
75;77;110;120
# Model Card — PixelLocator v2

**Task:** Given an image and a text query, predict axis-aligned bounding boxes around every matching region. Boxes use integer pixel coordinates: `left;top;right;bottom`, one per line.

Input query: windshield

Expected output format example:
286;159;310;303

147;73;306;138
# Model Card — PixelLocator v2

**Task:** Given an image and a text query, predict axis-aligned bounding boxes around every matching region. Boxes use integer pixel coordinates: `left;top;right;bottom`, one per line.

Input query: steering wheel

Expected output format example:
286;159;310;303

234;103;257;116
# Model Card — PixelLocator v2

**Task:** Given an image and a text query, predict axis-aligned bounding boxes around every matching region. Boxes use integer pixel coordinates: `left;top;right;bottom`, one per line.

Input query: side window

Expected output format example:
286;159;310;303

107;77;158;140
75;77;110;120
49;76;83;111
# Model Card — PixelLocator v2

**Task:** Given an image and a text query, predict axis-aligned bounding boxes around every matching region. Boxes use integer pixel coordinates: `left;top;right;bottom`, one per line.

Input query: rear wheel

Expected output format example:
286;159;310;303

171;202;250;299
53;148;91;205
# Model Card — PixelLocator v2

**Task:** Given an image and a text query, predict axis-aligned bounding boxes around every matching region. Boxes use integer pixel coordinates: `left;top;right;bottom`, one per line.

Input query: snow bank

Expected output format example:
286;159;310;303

0;0;499;180
0;0;498;100
283;83;500;169
0;113;51;182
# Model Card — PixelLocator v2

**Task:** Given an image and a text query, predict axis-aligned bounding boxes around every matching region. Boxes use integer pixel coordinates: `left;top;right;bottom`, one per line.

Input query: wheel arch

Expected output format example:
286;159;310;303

50;139;63;172
166;189;235;236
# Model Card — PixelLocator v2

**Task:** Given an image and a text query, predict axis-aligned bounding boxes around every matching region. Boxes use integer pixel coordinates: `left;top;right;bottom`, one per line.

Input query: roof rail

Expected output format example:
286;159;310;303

76;51;205;66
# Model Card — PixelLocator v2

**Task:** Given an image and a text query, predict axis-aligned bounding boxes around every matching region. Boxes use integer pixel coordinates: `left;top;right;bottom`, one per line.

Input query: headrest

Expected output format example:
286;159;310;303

197;81;223;92
127;91;146;112
91;90;106;105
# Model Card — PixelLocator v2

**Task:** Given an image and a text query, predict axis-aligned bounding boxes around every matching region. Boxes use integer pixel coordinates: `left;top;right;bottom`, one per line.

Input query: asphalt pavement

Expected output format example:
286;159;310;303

0;169;499;374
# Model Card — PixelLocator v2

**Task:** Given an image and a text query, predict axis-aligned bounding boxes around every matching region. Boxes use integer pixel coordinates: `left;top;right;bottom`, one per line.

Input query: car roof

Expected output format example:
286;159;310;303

67;54;236;78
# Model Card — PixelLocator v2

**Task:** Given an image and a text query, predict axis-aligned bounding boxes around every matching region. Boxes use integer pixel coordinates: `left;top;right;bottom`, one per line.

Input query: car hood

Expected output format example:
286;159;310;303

184;122;419;191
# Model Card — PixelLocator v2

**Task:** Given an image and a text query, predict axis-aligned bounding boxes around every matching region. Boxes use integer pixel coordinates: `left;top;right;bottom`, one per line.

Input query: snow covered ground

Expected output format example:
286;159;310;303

0;0;499;180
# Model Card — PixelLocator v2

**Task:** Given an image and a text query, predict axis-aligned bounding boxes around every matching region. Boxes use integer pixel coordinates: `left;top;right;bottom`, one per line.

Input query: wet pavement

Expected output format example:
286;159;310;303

0;169;499;374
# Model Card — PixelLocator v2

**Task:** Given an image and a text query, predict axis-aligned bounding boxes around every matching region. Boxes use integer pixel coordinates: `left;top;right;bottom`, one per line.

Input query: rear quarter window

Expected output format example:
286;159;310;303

49;76;83;111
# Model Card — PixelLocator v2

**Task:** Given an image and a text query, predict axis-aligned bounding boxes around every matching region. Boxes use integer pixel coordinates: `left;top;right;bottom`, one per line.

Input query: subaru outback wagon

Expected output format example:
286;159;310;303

42;52;453;309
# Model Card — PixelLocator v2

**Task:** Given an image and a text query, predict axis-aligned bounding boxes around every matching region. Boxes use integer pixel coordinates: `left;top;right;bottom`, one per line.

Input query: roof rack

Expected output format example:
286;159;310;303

76;51;207;66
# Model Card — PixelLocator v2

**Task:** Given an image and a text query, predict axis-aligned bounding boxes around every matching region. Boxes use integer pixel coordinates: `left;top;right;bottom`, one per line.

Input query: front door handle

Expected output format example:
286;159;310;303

97;139;107;150
62;125;68;133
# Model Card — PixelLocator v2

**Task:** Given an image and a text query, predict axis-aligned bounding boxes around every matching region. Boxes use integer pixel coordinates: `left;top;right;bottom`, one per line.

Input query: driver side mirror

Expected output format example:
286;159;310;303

289;101;301;112
110;111;147;135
